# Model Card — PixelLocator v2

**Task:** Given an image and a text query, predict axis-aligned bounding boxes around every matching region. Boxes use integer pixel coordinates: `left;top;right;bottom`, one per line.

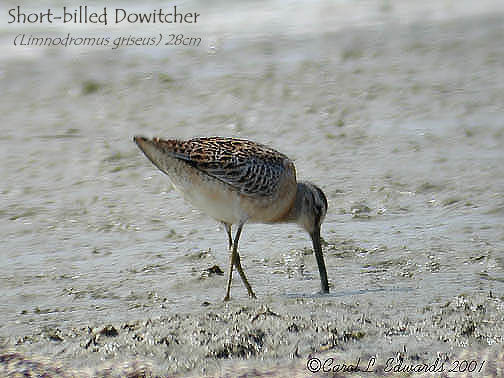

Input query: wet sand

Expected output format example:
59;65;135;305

1;1;504;376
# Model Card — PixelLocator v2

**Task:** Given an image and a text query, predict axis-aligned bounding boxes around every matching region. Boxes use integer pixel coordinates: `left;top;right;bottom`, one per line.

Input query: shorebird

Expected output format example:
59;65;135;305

134;136;329;300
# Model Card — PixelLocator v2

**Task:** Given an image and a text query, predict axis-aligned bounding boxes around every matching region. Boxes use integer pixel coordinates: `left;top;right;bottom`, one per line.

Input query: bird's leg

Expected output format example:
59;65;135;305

231;223;256;299
223;223;234;301
234;251;256;299
224;222;233;250
223;221;256;300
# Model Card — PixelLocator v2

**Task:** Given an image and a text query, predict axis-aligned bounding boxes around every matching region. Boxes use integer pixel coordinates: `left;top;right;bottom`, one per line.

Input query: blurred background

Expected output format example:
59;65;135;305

1;0;503;372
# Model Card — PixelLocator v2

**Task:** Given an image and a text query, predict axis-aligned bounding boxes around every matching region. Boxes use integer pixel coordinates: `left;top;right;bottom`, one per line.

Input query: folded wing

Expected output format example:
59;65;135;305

152;137;294;197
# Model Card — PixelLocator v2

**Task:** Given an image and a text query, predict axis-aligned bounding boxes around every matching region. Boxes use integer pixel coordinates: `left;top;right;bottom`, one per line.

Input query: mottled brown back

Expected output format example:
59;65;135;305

149;137;295;197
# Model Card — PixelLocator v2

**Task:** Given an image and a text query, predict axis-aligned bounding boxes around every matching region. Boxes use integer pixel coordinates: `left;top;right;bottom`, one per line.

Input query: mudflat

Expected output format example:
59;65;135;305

1;1;503;376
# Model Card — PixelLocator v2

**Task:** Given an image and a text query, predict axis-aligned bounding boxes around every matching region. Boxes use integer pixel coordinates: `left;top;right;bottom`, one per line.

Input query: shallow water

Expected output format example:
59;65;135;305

1;0;504;374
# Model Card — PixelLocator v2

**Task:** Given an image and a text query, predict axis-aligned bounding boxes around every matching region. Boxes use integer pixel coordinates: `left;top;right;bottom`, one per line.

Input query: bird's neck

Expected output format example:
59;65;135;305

282;183;307;224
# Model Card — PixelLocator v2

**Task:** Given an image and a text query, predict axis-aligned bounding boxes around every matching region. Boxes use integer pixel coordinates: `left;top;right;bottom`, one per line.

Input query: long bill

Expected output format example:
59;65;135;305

310;226;330;294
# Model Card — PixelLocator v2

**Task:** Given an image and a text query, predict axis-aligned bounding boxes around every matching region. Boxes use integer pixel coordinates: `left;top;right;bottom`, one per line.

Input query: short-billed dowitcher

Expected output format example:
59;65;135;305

134;136;329;300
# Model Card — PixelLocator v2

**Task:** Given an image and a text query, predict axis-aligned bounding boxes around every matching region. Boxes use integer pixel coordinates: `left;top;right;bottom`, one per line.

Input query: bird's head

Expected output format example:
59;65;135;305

294;182;328;234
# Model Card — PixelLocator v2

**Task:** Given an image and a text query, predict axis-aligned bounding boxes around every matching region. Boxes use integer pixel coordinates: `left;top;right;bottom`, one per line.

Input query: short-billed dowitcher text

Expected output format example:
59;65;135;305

134;136;329;300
